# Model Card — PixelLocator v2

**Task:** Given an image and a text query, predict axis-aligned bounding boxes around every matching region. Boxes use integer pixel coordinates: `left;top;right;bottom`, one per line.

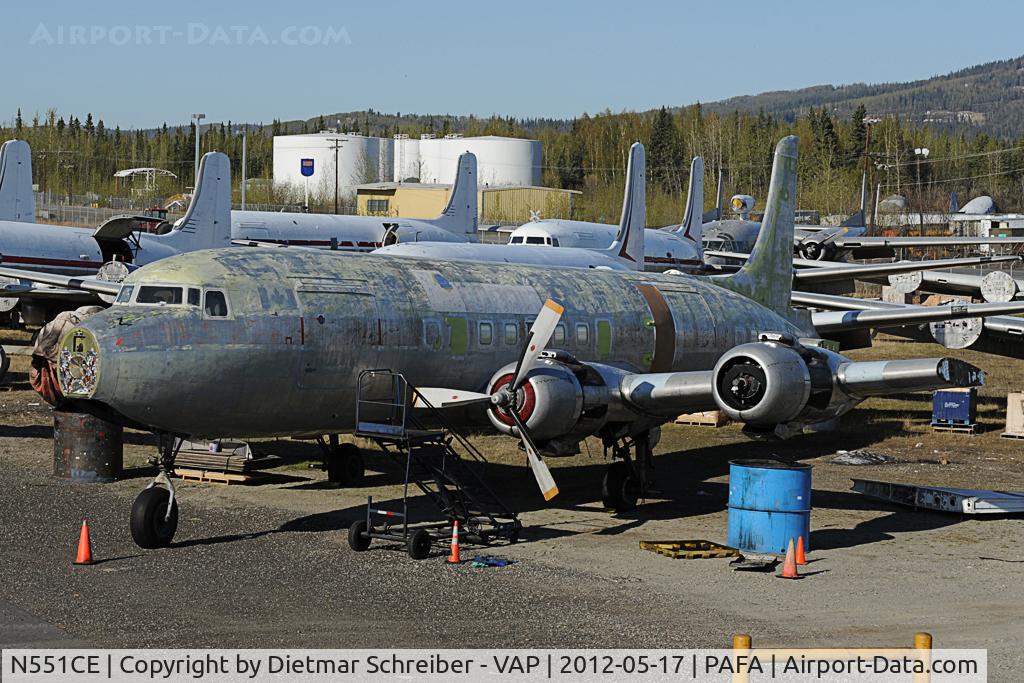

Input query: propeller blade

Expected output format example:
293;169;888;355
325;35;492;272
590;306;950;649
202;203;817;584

511;299;564;392
509;408;559;501
413;387;493;409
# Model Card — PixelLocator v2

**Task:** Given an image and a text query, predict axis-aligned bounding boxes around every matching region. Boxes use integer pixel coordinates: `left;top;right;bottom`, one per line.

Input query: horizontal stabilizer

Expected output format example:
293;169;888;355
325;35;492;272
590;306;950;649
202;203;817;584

0;266;121;296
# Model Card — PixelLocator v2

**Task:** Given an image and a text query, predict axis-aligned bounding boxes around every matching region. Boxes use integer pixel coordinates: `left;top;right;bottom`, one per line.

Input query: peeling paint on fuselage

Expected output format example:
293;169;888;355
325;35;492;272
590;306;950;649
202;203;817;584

68;248;810;438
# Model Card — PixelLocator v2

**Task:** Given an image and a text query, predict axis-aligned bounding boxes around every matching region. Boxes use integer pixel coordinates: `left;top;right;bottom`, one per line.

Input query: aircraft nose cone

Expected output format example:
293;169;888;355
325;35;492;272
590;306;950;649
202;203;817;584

57;327;102;398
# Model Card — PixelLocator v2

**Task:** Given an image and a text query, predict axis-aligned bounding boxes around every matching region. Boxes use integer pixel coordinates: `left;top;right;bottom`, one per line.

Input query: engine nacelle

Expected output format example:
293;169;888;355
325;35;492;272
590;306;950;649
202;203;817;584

730;194;756;217
485;357;614;452
712;335;841;435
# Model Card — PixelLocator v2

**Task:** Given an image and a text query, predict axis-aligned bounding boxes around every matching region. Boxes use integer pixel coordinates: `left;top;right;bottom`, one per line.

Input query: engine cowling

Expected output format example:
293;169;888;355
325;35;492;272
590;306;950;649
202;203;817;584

485;357;615;453
712;336;839;435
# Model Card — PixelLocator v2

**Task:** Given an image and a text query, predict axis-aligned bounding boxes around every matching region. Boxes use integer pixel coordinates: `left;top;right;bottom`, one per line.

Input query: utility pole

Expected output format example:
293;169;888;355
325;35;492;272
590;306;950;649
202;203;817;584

326;137;345;214
192;113;206;185
914;147;930;234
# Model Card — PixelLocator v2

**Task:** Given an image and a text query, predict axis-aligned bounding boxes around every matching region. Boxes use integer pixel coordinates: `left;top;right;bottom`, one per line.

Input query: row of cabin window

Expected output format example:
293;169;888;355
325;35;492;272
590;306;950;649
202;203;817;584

476;321;589;347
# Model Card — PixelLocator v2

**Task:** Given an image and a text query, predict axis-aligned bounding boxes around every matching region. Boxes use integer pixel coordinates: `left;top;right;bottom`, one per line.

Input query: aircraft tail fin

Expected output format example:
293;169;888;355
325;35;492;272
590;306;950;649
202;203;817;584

702;166;723;223
604;142;645;270
675;156;704;259
428;152;478;237
716;136;798;314
0;140;35;222
840;170;868;227
162;152;232;252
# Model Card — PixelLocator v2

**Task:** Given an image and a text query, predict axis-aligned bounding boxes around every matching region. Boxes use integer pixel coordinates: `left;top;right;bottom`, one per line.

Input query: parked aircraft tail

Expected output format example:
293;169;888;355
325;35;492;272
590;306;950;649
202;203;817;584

839;169;868;227
161;152;232;252
428;152;478;238
675;156;704;259
604;142;645;270
0;140;35;222
715;136;797;314
702;166;723;223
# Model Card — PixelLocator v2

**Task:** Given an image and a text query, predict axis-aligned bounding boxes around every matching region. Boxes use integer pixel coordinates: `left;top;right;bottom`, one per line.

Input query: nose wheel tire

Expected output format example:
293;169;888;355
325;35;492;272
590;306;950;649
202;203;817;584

602;461;639;511
130;487;179;549
407;529;433;560
327;443;365;486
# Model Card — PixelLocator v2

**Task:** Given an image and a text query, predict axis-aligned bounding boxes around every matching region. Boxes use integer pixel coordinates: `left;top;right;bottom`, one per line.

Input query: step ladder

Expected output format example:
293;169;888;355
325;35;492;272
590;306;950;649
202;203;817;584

351;369;521;553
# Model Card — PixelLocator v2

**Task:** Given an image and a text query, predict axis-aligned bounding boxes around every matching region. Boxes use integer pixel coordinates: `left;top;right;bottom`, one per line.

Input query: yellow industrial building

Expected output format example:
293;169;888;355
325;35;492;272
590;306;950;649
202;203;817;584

355;183;580;226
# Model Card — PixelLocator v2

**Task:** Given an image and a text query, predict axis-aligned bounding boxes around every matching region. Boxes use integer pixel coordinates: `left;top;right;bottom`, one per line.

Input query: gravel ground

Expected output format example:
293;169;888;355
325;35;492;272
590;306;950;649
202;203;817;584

0;459;769;649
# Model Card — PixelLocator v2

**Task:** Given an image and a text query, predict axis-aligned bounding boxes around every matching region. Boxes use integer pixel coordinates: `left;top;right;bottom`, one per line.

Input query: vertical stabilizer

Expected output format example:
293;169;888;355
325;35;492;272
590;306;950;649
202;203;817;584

675;156;704;259
429;152;478;237
605;142;646;270
161;152;232;252
703;166;724;223
716;136;798;314
0;140;35;222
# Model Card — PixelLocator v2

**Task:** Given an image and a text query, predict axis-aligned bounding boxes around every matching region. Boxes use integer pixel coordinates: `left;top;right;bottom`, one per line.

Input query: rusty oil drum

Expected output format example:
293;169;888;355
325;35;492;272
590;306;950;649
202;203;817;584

53;409;123;482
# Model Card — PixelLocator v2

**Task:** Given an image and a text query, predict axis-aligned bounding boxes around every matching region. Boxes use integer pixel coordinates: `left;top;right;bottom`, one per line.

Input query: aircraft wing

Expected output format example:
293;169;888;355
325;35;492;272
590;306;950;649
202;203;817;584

793;255;1020;284
793;290;1024;333
703;250;1020;285
0;266;121;297
834;236;1024;248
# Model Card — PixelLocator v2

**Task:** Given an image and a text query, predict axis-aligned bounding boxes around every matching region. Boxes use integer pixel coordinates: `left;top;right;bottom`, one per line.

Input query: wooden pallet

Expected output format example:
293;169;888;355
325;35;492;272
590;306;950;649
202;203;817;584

1001;432;1024;440
639;539;740;560
931;423;979;434
173;467;262;485
675;410;728;427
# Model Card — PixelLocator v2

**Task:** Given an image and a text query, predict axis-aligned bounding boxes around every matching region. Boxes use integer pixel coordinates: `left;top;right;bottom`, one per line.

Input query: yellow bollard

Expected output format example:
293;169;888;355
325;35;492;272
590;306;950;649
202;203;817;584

732;633;752;683
913;632;933;683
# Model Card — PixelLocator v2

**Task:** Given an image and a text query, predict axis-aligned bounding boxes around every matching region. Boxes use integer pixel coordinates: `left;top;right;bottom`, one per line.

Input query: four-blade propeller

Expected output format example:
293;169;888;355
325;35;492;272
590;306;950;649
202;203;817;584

415;298;564;501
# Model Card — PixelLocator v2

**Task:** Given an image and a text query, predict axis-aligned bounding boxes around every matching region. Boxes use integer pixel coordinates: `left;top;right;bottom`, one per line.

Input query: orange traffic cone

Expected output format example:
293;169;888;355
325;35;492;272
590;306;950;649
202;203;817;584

795;535;808;566
447;521;461;564
777;537;802;579
73;520;95;565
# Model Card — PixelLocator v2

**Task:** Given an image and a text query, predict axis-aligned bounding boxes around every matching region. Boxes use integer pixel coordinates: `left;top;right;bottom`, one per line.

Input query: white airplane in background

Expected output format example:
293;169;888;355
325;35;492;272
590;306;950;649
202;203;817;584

0;140;35;222
504;156;705;272
374;142;648;271
0;152;232;325
232;152;477;248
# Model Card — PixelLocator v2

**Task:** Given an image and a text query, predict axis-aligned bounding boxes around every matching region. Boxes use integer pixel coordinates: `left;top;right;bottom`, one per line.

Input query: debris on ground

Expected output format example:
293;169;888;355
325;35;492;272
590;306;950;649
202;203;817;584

852;479;1024;515
470;555;512;568
828;450;899;466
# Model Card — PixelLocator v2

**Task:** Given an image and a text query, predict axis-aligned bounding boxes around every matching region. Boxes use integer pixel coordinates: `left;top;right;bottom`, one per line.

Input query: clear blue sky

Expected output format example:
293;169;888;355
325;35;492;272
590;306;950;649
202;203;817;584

3;0;1022;129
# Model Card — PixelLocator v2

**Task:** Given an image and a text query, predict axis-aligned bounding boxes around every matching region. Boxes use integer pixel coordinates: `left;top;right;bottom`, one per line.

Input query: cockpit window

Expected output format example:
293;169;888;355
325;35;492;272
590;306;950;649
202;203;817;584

188;288;201;306
136;286;183;305
510;236;524;244
551;237;560;247
526;236;546;245
204;290;229;317
115;285;134;304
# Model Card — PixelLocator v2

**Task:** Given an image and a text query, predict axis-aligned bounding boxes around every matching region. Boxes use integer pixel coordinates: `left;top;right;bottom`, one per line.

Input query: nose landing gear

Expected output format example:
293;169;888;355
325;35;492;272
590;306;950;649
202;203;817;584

130;435;180;548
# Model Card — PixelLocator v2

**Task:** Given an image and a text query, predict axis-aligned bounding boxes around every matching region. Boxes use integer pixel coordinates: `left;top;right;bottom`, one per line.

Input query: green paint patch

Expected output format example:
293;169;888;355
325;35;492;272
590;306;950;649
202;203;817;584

444;316;468;356
596;320;612;359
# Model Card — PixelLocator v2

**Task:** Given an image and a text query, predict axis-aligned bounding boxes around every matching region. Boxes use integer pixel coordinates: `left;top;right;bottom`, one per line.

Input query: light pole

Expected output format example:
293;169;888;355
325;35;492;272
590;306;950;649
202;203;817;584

862;117;880;232
235;126;247;210
192;113;206;185
914;147;930;234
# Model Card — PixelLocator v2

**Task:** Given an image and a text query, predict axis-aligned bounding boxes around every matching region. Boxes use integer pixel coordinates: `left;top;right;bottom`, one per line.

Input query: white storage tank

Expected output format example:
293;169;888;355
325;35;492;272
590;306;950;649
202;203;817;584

273;133;394;201
418;135;540;187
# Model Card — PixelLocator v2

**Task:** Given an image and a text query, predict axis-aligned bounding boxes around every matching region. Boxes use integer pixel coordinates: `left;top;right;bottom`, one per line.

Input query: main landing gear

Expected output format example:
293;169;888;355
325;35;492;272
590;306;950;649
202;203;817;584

316;434;365;486
601;430;655;512
131;434;180;548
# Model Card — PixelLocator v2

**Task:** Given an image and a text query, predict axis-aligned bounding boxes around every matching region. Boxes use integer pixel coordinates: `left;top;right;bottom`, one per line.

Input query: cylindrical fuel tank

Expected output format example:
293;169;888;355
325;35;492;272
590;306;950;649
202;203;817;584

53;410;123;482
727;459;811;555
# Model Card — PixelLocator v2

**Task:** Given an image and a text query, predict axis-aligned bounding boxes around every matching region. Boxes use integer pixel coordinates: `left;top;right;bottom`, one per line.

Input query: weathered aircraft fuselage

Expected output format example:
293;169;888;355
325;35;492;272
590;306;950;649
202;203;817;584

57;248;808;438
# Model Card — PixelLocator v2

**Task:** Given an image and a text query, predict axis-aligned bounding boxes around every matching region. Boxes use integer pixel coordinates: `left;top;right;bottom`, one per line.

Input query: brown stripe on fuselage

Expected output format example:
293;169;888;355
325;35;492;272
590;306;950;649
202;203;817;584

634;283;676;373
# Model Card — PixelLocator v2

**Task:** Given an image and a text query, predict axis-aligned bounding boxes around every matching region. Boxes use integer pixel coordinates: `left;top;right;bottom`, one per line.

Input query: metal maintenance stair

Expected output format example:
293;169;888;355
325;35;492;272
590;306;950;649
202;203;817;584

353;369;521;547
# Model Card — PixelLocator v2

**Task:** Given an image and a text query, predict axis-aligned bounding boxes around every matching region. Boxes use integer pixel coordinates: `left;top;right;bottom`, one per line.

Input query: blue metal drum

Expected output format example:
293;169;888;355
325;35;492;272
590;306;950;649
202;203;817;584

727;459;811;555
